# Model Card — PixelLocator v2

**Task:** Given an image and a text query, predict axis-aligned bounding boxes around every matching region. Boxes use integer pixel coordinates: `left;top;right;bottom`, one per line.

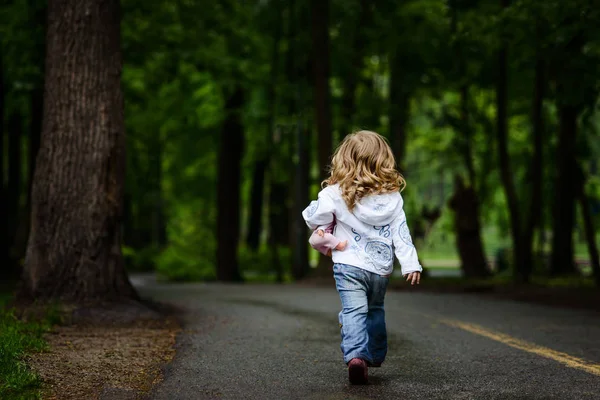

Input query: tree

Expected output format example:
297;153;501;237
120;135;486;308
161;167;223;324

21;0;137;301
549;30;587;276
25;0;46;249
442;0;490;278
216;87;244;282
495;0;530;282
7;111;23;256
0;51;10;280
576;164;600;286
448;176;489;278
246;2;283;251
311;0;332;179
521;54;544;281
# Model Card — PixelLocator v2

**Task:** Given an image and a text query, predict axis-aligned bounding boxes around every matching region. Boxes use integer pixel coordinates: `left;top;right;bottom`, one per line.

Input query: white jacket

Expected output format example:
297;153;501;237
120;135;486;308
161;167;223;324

302;184;422;276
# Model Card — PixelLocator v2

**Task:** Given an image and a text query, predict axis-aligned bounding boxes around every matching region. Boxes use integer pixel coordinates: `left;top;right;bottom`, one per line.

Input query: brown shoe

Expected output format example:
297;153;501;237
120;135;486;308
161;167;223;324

348;358;368;384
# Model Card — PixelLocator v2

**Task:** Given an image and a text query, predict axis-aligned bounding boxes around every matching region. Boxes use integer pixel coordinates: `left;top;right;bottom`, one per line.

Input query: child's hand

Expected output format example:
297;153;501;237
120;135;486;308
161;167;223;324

404;272;421;285
316;229;325;237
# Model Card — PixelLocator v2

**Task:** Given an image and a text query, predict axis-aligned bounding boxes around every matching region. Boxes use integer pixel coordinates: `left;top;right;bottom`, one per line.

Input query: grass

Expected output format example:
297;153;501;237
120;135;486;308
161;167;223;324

0;293;60;400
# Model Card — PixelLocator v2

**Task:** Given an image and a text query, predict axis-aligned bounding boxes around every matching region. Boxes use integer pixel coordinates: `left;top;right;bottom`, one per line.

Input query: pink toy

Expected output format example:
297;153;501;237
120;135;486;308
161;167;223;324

308;216;348;257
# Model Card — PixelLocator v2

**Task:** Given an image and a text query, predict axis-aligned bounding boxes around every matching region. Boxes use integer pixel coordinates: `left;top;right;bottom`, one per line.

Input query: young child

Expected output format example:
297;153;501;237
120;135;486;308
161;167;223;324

302;130;422;385
308;216;348;257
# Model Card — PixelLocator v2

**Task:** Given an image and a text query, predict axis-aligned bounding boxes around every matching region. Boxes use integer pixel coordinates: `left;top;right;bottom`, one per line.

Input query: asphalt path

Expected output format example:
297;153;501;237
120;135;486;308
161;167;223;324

134;276;600;400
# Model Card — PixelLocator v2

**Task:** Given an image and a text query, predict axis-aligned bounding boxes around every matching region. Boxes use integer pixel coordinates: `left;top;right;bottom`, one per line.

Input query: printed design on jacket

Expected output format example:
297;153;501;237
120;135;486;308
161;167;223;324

306;200;319;218
373;224;391;238
373;202;388;212
398;221;414;246
365;241;393;267
351;228;362;242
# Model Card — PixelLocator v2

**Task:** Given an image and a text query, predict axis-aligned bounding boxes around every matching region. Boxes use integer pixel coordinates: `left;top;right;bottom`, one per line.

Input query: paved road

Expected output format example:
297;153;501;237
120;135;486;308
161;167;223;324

135;277;600;400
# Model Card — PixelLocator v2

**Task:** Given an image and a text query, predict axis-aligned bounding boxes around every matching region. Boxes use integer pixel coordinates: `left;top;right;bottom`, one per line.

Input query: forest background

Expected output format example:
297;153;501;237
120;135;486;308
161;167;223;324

1;0;599;288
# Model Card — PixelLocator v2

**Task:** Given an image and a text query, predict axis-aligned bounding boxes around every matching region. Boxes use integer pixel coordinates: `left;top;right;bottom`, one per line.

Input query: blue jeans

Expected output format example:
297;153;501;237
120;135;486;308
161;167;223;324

333;263;389;365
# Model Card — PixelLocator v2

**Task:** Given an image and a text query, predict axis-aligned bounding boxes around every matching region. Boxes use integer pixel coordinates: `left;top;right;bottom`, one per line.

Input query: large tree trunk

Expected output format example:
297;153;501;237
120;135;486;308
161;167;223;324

495;0;526;281
216;87;244;282
550;105;578;275
310;0;332;180
21;0;137;302
522;57;544;281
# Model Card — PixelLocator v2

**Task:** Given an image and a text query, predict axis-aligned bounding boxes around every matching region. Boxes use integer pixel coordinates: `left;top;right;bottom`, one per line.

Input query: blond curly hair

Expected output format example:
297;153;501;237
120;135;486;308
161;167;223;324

323;130;406;211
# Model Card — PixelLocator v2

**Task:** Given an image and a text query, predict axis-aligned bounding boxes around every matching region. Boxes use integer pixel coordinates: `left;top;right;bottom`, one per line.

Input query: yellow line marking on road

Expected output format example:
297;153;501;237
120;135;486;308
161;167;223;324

440;318;600;377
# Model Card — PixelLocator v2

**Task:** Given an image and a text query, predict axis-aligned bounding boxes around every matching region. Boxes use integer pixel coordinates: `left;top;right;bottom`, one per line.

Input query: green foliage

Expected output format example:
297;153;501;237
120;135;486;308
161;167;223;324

238;244;292;277
0;299;55;400
155;200;217;282
123;245;161;272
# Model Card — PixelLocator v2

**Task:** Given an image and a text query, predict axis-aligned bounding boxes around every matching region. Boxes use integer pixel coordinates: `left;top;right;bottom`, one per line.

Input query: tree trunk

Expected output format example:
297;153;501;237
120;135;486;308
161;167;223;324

246;7;282;251
268;179;283;283
269;180;290;246
269;174;289;281
310;0;332;180
247;159;267;251
7;112;23;253
456;88;489;277
23;0;46;267
0;52;12;281
550;105;578;275
388;54;409;169
448;176;490;278
459;87;476;186
448;4;488;278
495;1;526;281
21;0;137;302
28;0;46;191
292;122;310;280
216;87;244;282
27;87;43;216
522;57;544;281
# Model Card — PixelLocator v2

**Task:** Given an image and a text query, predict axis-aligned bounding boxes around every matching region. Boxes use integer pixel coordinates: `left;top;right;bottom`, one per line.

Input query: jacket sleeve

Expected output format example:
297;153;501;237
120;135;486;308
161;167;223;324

302;188;336;230
392;208;423;275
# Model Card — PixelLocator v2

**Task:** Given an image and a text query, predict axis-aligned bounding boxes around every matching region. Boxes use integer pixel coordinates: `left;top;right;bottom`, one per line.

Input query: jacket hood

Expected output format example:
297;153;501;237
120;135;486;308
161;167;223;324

353;191;403;226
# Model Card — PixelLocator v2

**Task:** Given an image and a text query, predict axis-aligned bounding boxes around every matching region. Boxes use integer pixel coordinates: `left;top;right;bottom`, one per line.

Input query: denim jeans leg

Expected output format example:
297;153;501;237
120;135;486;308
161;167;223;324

333;264;372;364
367;273;388;365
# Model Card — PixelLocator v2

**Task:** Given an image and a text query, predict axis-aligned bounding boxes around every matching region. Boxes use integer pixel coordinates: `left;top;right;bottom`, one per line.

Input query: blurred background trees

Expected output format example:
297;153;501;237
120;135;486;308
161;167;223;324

1;0;599;287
